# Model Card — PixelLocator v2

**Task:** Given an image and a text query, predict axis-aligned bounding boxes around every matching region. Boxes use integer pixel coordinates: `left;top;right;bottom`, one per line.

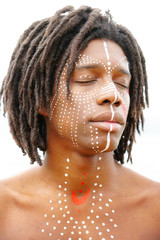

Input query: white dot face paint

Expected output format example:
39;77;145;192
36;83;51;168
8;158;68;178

49;39;130;154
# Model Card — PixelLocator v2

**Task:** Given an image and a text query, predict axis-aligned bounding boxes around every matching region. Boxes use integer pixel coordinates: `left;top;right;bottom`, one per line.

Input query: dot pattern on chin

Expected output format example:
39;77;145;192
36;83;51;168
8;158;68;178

49;48;129;153
41;157;118;239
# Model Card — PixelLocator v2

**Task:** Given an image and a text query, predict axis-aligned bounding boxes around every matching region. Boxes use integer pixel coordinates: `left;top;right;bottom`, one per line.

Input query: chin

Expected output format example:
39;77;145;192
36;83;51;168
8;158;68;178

73;137;120;156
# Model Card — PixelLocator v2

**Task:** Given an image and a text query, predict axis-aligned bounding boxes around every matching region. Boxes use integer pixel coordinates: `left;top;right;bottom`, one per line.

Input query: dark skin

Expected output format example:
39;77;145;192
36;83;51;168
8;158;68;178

0;39;160;240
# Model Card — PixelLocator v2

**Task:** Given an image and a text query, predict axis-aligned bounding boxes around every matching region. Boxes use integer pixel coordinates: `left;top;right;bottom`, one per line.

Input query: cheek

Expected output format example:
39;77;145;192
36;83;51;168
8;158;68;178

121;92;130;121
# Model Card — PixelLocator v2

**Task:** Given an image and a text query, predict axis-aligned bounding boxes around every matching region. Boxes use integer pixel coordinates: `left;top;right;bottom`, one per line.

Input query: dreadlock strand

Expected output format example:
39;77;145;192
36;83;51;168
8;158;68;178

8;20;48;90
40;8;89;66
69;8;101;62
45;6;75;37
8;116;25;154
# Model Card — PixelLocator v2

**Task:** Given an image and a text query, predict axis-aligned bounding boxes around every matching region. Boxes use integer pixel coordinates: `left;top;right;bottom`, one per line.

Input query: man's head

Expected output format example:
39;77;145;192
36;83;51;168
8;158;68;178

0;6;148;165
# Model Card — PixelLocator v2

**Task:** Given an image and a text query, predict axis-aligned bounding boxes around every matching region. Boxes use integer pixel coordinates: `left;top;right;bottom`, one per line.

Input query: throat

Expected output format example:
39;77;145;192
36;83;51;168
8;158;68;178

56;155;104;197
42;152;118;198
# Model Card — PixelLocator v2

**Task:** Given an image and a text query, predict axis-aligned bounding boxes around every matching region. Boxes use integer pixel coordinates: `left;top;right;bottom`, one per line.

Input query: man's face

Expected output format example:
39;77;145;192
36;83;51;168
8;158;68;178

49;39;131;155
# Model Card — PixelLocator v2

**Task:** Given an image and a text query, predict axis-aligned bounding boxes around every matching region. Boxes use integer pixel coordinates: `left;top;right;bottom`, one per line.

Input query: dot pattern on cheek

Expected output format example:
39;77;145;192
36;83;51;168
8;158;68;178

70;95;78;147
73;94;82;148
41;156;118;239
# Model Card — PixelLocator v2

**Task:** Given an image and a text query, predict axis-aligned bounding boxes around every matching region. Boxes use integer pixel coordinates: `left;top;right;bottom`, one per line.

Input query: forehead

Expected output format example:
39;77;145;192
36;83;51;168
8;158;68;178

79;39;127;65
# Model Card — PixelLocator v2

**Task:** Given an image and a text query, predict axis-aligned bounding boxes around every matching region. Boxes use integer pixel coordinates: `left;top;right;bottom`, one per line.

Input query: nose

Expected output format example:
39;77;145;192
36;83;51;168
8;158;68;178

96;83;122;107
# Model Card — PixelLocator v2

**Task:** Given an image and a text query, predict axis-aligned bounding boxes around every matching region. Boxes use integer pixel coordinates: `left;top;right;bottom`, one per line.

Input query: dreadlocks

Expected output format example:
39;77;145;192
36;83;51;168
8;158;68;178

0;5;149;166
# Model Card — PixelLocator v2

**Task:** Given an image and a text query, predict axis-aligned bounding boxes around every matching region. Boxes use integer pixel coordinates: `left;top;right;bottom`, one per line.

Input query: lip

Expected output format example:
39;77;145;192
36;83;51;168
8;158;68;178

90;112;125;132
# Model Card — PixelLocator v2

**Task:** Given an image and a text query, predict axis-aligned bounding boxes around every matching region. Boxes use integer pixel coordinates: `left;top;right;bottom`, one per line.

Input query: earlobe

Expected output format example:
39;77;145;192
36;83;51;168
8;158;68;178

38;107;48;117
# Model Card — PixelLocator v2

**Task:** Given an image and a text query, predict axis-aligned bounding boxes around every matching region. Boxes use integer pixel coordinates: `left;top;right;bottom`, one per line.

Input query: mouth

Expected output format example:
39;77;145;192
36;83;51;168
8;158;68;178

90;121;121;132
90;112;124;132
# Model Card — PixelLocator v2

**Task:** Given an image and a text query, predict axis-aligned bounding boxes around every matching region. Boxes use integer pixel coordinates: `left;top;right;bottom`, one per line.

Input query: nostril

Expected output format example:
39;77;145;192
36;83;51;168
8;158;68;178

103;99;120;106
103;100;110;104
115;101;121;106
96;90;122;106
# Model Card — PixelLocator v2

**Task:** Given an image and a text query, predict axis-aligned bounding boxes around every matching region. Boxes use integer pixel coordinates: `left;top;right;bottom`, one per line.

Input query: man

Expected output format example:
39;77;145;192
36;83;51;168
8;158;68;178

0;5;160;240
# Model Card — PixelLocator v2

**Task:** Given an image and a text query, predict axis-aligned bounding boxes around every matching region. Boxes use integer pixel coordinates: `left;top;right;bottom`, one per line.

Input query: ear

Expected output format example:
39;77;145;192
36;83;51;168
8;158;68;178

38;107;49;117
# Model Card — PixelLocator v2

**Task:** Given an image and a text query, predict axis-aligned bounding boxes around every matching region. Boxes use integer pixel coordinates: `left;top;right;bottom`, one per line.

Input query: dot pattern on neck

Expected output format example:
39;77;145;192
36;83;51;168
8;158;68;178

49;49;129;153
41;156;118;239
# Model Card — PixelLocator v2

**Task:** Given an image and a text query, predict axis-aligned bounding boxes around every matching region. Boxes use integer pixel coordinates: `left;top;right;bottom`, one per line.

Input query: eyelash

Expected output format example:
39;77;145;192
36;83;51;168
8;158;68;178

74;75;97;84
74;80;97;86
115;82;128;89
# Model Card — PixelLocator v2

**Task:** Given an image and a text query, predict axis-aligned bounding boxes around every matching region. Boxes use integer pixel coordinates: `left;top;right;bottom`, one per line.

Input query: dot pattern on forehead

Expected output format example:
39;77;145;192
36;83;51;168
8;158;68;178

41;157;118;239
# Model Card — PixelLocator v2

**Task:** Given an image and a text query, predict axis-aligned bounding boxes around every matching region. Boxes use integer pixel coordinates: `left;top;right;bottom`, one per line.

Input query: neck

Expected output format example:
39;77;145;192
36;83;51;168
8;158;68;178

41;140;119;196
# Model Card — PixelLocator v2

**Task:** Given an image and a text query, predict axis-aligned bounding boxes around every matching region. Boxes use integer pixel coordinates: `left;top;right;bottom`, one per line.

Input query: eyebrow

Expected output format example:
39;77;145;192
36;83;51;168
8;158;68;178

75;64;100;70
75;64;131;78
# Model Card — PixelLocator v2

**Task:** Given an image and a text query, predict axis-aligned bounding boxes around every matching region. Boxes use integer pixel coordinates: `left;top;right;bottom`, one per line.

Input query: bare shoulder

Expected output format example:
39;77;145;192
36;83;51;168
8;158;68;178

0;178;16;213
136;172;160;232
0;179;11;211
122;165;160;222
124;165;160;198
0;178;15;236
0;166;41;202
0;167;42;238
142;176;160;219
0;171;29;213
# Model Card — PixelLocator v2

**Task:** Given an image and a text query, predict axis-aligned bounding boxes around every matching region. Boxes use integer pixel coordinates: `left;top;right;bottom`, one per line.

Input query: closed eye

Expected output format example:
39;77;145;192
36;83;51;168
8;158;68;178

75;80;96;83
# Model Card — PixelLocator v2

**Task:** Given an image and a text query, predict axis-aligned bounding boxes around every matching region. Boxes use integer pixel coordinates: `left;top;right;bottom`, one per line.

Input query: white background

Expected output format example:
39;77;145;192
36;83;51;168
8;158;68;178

0;0;160;181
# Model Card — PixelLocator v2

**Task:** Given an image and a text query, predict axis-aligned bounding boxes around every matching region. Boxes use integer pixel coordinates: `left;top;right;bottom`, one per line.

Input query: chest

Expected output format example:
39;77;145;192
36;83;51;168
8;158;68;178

3;196;160;240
